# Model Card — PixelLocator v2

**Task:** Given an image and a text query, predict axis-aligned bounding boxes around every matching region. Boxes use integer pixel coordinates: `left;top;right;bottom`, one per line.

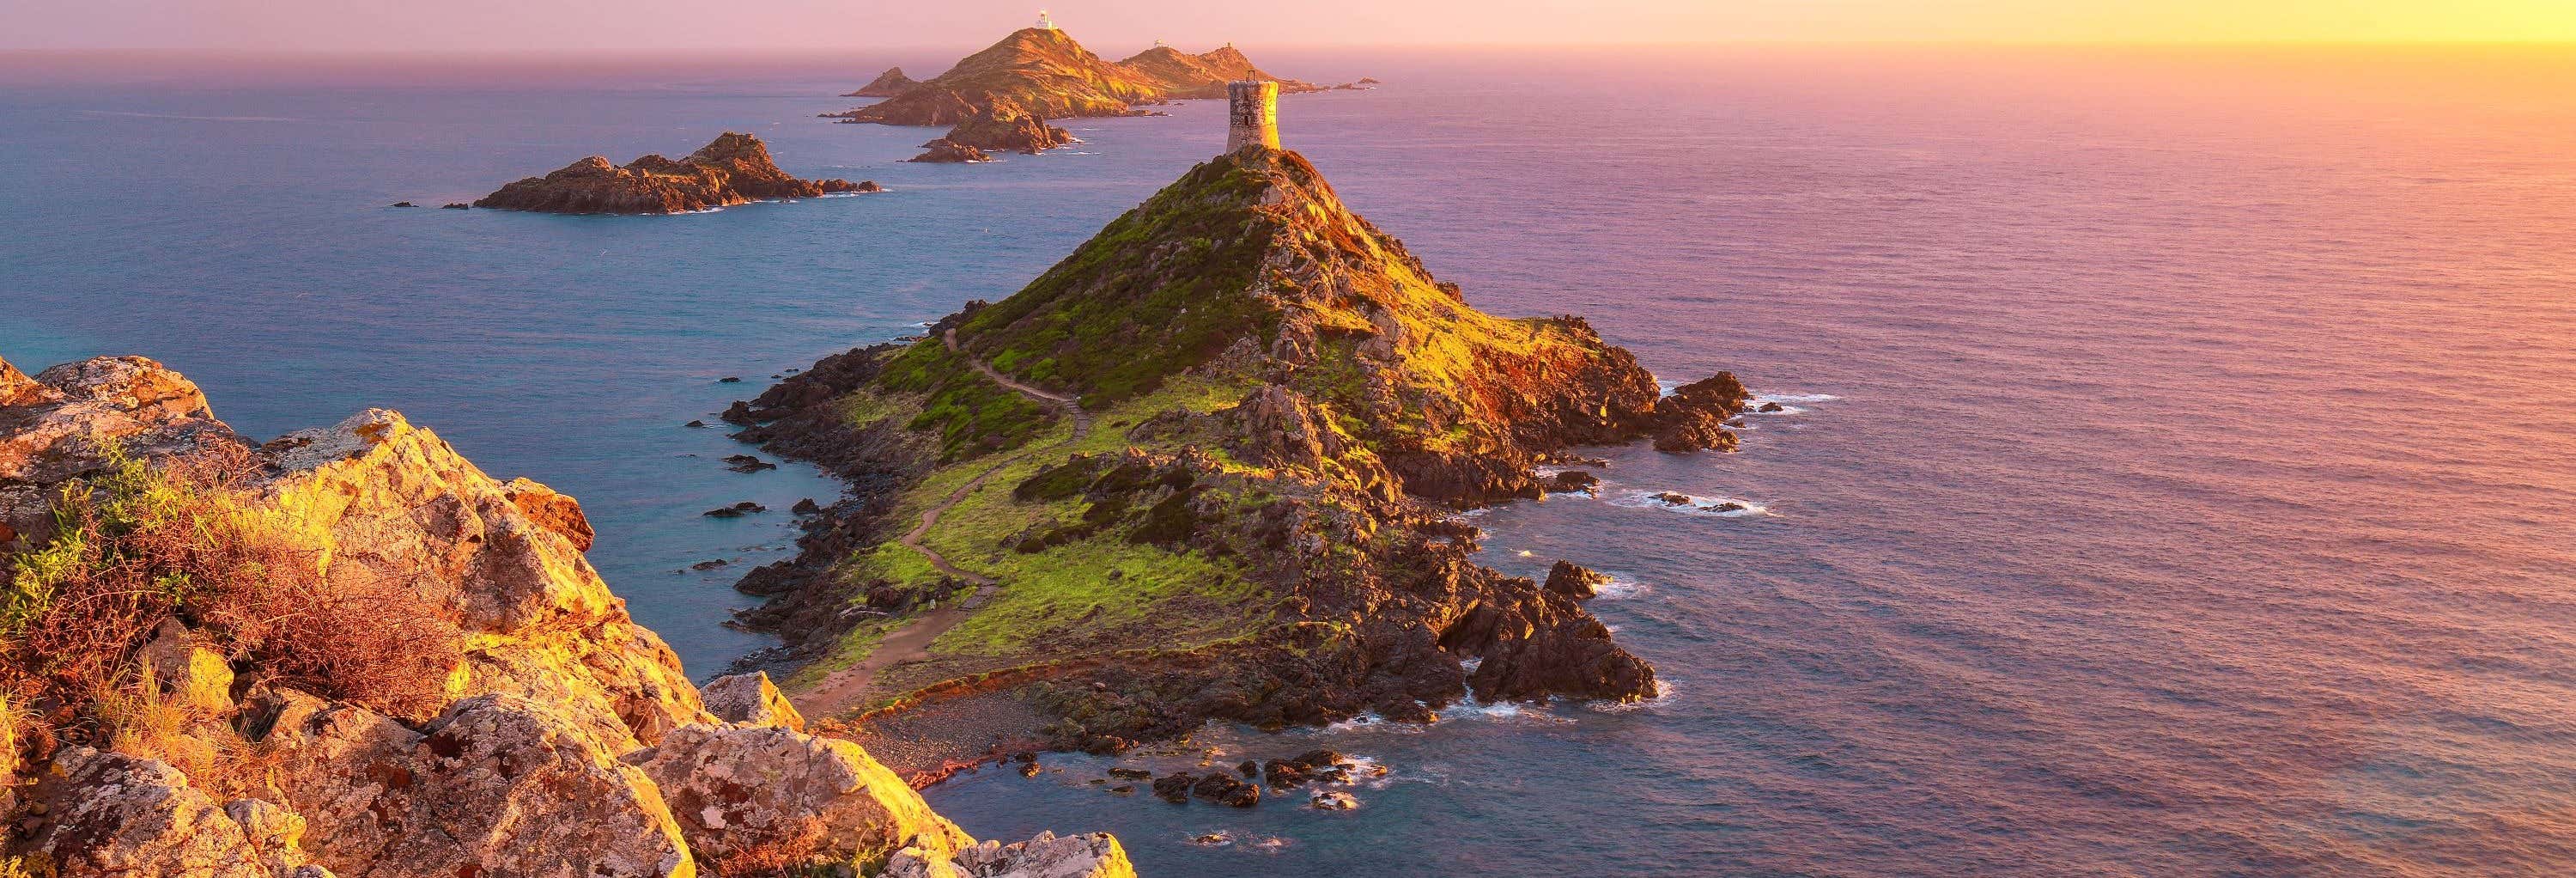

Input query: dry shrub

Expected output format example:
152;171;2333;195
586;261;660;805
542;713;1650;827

1;441;466;764
713;816;841;877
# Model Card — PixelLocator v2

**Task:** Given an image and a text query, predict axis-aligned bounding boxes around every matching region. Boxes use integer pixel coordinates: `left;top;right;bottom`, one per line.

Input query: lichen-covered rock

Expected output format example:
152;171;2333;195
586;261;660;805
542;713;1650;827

700;671;805;731
0;354;230;485
137;618;238;712
0;355;58;407
475;133;873;215
258;408;710;747
262;694;694;878
624;723;969;869
21;747;267;878
226;797;317;876
884;831;1135;878
501;476;595;552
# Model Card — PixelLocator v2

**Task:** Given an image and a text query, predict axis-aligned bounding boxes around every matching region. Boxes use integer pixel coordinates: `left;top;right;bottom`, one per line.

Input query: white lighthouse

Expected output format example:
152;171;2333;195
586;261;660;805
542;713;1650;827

1225;80;1280;154
1035;9;1056;30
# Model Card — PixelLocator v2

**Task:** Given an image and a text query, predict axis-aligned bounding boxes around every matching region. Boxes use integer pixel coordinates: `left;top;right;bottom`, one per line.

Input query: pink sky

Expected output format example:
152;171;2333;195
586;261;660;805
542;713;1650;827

3;0;2567;51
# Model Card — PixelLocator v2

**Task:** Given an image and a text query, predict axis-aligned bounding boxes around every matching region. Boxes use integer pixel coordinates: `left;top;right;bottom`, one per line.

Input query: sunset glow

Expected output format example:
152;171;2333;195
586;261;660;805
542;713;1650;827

3;0;2572;51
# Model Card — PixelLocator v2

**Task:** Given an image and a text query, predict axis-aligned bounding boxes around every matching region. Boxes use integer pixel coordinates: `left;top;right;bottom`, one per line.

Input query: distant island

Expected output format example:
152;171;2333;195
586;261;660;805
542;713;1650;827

725;86;1745;784
474;132;878;215
846;65;920;98
829;25;1357;162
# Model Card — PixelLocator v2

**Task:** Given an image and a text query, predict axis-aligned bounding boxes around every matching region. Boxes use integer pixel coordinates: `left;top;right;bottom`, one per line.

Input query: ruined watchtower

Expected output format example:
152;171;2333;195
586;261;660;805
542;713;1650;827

1225;80;1280;154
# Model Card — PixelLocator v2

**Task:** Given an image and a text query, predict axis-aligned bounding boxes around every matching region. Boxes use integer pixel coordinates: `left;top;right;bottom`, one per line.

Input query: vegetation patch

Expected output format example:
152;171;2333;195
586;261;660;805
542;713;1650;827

956;155;1286;407
876;341;1054;460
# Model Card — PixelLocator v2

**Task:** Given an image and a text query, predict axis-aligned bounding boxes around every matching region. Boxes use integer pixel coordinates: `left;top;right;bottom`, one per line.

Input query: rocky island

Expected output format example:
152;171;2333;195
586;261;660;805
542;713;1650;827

0;355;1130;876
847;66;920;98
475;132;878;215
725;87;1747;777
827;27;1327;161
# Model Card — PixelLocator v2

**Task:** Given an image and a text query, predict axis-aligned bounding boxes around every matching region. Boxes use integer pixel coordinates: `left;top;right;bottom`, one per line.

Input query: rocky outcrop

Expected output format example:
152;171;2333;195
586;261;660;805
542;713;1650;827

701;671;806;731
939;111;1075;155
474;132;878;215
22;747;276;878
848;66;920;98
0;352;1129;878
626;723;970;869
826;27;1316;126
885;831;1134;878
908;139;993;164
1544;560;1610;600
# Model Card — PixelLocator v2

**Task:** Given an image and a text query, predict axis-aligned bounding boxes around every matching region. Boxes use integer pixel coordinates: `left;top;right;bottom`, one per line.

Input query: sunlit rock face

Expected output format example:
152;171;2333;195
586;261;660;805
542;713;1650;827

0;351;1131;878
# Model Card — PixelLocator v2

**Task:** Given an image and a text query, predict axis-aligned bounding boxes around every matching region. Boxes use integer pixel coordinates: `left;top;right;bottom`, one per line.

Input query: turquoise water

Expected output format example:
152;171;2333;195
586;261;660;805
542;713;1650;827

7;46;2576;875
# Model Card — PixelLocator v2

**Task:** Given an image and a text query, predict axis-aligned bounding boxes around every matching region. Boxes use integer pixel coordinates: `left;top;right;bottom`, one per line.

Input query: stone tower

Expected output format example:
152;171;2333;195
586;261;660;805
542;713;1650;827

1226;80;1280;154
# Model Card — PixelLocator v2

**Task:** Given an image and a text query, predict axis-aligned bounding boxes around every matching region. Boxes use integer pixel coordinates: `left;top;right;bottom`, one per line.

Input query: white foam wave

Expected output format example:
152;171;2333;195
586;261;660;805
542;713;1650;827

1606;490;1772;518
1589;573;1651;600
1588;679;1676;714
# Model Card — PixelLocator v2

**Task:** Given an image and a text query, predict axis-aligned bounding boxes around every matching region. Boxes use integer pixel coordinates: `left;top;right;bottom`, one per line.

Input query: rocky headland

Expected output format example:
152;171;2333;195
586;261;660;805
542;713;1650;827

720;144;1747;777
0;353;1131;876
848;66;921;98
475;132;879;215
824;28;1319;127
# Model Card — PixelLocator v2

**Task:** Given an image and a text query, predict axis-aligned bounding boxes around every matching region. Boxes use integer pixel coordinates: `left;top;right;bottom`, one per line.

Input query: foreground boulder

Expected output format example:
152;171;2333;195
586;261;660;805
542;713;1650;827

22;748;274;878
475;132;878;215
627;723;971;869
885;831;1135;878
0;351;1133;877
702;670;806;731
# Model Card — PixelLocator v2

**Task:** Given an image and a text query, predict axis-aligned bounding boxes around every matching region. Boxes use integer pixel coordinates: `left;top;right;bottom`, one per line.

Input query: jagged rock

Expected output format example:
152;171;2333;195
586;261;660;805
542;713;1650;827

1545;470;1599;493
1150;772;1194;803
848;66;920;98
475;132;872;215
22;747;268;878
625;723;970;868
0;355;57;407
501;475;596;551
137;618;236;712
908;138;993;163
1759;401;1784;412
1189;772;1260;808
1544;560;1611;600
884;830;1135;878
0;355;230;485
700;671;805;731
258;408;710;743
226;798;318;876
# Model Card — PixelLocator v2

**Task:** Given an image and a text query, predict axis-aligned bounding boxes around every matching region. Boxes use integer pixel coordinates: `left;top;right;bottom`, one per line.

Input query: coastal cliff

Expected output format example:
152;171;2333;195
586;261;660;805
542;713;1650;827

475;132;878;215
724;146;1744;773
825;28;1315;127
0;354;1131;877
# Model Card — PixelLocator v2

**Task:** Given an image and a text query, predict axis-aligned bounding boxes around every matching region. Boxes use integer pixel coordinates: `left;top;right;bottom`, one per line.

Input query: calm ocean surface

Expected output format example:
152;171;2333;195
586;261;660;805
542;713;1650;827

5;46;2574;876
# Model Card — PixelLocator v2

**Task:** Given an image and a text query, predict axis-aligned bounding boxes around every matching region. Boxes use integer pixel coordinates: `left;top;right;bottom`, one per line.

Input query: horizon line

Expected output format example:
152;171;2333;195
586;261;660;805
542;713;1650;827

4;39;2574;56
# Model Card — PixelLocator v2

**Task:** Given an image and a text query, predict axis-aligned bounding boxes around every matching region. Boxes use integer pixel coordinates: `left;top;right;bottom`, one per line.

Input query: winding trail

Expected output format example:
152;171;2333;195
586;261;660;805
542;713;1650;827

795;330;1089;718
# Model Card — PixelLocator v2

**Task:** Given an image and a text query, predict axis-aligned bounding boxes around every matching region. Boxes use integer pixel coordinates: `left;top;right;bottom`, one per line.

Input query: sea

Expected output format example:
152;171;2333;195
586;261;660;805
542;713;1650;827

3;44;2573;876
